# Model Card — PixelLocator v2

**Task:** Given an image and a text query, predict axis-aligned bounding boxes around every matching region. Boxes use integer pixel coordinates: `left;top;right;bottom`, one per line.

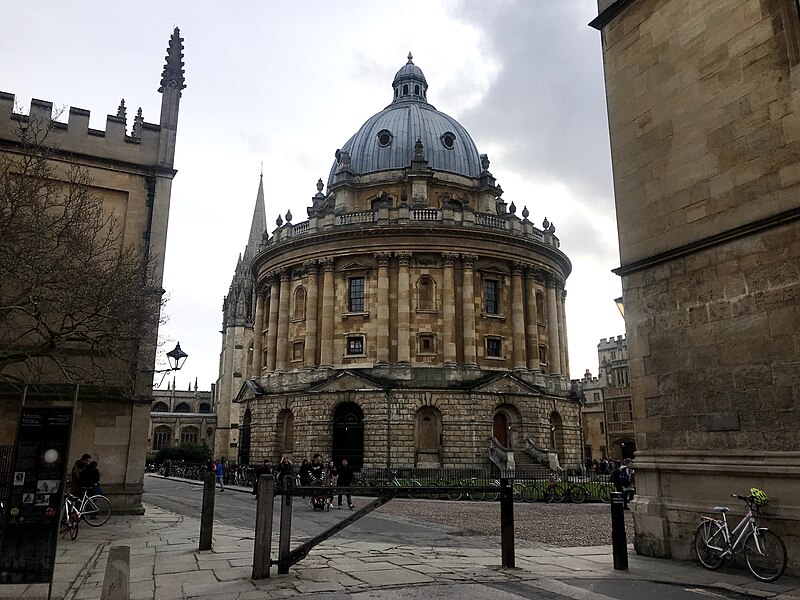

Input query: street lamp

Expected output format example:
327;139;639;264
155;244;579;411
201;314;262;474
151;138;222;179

165;342;189;371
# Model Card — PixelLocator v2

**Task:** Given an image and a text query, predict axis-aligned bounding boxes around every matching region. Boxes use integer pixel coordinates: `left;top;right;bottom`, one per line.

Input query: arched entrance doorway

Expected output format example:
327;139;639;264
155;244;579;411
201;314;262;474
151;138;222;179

414;406;442;465
493;412;510;448
332;402;364;468
238;409;251;465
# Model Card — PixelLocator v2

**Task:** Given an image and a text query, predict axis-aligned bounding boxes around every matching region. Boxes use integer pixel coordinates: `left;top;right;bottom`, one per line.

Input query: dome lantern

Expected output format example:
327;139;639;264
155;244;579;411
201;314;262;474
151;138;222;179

392;52;428;102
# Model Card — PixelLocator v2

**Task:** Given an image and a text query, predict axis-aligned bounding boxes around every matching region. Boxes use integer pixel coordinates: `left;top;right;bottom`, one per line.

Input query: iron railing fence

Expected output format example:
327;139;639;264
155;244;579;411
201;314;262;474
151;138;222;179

153;462;618;503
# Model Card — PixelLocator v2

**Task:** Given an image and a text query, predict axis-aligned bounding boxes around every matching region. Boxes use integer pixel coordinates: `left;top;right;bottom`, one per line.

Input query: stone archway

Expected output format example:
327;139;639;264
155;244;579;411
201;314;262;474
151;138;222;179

238;409;251;465
493;412;510;447
550;412;565;456
492;404;522;450
277;409;294;457
332;402;364;468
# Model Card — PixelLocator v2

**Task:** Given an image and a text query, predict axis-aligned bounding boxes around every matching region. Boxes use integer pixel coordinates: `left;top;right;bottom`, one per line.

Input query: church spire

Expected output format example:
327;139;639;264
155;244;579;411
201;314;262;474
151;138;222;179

243;173;266;261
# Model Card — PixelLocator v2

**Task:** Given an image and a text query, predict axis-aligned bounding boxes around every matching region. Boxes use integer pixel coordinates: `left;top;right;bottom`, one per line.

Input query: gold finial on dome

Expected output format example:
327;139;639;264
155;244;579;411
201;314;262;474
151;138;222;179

407;51;413;63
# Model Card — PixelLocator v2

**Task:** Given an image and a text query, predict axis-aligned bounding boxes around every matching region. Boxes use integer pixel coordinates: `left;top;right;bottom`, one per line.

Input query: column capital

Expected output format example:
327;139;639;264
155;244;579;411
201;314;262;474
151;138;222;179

442;252;458;266
320;257;335;272
511;261;525;275
279;267;291;282
561;289;568;300
395;251;413;266
461;254;477;269
375;251;392;267
302;259;319;273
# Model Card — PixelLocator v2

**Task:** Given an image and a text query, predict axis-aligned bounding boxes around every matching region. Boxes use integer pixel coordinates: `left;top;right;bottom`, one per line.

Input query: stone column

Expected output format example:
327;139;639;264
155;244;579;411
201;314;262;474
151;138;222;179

442;253;458;366
265;275;280;372
511;262;526;370
320;258;335;368
461;254;477;367
396;252;412;365
546;274;562;375
558;288;570;378
252;287;265;375
275;268;291;372
525;268;540;371
375;252;391;365
304;260;319;368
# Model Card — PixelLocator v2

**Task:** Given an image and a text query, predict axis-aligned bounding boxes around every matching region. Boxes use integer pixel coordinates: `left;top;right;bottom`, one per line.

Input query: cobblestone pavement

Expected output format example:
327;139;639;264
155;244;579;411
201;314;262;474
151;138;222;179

374;499;635;547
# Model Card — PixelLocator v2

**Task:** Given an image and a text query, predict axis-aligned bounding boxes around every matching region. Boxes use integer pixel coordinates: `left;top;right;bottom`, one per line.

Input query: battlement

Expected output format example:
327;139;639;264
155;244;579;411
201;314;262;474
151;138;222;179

597;334;626;348
0;92;169;170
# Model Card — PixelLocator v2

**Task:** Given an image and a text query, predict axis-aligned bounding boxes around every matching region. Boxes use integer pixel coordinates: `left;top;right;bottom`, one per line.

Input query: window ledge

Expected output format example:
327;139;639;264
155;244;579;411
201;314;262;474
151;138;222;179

416;309;437;314
291;318;306;324
343;354;367;359
342;311;370;320
481;313;506;321
485;356;506;361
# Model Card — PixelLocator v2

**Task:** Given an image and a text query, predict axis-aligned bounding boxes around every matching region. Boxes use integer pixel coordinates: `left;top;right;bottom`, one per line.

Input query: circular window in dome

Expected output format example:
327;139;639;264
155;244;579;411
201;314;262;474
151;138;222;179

377;129;393;147
441;132;456;149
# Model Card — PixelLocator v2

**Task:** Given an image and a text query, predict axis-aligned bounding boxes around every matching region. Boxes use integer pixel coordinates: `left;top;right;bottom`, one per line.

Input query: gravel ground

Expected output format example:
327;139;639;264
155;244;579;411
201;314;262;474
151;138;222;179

375;499;635;547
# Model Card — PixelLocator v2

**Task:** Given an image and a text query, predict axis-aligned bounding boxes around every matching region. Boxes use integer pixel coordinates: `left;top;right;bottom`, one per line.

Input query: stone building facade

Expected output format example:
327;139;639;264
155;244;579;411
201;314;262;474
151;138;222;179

591;0;800;573
579;335;634;461
148;379;216;461
236;57;582;470
0;29;185;512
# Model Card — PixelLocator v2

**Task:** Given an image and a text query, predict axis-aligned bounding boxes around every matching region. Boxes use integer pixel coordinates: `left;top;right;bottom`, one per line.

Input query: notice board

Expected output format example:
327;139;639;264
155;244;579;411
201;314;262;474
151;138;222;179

0;407;73;584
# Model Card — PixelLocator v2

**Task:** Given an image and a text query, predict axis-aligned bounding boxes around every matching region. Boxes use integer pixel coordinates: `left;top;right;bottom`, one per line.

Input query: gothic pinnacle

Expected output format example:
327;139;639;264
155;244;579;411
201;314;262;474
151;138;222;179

159;27;187;96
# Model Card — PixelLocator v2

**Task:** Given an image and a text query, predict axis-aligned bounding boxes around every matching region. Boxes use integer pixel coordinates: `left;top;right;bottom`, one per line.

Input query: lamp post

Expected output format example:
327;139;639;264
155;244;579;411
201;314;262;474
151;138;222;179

164;342;189;371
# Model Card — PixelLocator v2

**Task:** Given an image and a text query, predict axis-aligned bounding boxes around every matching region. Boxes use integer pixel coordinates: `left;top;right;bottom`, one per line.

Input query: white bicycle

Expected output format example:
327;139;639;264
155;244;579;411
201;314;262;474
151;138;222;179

694;489;787;582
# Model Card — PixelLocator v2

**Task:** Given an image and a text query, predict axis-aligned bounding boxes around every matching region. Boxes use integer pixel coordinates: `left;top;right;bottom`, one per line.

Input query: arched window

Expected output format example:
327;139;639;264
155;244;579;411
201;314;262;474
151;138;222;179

198;403;211;414
180;426;199;445
417;276;435;311
402;84;408;95
153;426;172;451
151;401;169;413
293;286;306;321
536;290;546;323
414;84;420;95
175;402;191;413
414;406;442;466
550;412;564;456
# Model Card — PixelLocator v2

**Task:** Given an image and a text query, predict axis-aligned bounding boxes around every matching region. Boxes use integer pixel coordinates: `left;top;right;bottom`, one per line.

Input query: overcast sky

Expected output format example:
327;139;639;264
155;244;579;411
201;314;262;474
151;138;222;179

2;0;623;390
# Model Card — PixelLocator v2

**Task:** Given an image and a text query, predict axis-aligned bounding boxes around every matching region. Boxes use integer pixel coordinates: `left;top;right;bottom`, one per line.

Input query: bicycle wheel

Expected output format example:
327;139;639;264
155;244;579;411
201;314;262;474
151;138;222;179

694;520;726;570
545;485;563;503
448;481;464;501
512;482;526;502
522;482;541;502
68;511;80;540
598;484;612;503
568;485;587;503
83;495;111;526
744;529;787;582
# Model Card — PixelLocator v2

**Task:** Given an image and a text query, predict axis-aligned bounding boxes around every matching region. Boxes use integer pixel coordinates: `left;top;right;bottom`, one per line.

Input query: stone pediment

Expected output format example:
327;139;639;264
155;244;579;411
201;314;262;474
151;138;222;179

234;379;265;403
308;370;385;392
469;373;542;395
338;259;372;272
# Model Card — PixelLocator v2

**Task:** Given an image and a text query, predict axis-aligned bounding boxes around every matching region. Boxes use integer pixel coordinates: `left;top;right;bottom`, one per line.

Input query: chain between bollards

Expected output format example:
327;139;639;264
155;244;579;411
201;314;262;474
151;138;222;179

610;491;628;570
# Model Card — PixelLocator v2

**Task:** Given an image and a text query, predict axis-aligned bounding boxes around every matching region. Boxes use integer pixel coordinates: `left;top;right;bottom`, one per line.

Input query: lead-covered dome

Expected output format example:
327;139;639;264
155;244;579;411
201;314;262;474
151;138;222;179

328;54;482;187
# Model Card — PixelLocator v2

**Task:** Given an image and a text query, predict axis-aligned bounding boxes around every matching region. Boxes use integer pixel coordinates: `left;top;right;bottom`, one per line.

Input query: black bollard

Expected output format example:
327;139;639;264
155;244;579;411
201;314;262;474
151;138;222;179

199;471;216;551
610;491;628;570
500;477;515;568
252;474;275;579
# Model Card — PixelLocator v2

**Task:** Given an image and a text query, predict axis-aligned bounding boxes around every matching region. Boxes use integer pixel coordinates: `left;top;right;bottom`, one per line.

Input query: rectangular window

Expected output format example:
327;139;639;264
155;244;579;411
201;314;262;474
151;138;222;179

538;345;548;365
349;277;365;312
418;333;435;354
291;341;304;362
486;337;502;358
600;422;605;434
484;279;499;314
346;335;364;356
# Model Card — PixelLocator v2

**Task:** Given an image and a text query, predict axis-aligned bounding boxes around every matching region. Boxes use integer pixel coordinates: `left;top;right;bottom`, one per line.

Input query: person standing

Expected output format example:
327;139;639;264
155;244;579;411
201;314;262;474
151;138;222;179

252;459;273;496
337;459;355;510
70;453;91;495
77;460;101;495
215;459;225;492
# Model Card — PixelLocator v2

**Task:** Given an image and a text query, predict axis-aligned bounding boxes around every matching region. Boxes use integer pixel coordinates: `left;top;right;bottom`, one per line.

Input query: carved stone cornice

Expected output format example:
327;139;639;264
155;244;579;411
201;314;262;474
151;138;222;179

511;261;525;275
302;259;319;274
279;267;291;282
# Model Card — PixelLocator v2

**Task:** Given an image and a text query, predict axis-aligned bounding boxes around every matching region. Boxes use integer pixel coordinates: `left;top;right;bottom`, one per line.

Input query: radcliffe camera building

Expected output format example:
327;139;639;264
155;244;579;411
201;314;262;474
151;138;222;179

218;56;582;470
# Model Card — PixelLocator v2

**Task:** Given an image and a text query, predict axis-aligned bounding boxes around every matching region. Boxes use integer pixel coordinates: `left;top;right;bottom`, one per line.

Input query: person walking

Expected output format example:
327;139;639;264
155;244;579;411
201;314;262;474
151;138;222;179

337;459;355;510
215;459;225;492
610;459;627;509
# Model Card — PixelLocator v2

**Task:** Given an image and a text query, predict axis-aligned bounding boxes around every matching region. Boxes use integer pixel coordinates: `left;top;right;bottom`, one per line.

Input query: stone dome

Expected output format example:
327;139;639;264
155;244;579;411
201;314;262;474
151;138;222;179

328;55;482;187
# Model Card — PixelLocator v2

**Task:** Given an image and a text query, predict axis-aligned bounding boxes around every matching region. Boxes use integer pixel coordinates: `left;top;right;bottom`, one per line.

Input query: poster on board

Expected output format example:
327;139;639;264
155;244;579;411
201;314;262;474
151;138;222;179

0;407;73;584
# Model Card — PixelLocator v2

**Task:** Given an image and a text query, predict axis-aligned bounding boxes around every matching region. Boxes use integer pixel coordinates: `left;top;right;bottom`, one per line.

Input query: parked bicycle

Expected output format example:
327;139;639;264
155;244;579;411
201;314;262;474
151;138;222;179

694;488;787;582
70;489;111;526
61;494;81;540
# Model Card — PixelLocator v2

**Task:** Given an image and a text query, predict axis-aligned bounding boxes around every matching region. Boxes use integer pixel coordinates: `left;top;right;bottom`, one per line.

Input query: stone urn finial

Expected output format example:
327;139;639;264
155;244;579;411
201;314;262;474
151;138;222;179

276;214;283;227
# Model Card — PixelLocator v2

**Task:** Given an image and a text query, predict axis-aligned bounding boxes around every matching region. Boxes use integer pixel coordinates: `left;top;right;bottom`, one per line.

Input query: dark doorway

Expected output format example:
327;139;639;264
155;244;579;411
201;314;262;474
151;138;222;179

620;439;636;460
238;409;251;465
493;412;509;448
332;402;364;468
